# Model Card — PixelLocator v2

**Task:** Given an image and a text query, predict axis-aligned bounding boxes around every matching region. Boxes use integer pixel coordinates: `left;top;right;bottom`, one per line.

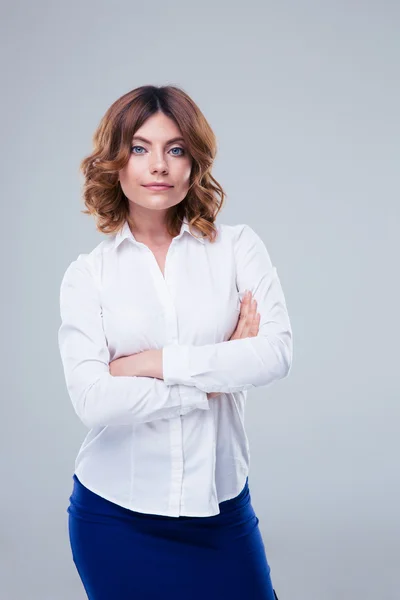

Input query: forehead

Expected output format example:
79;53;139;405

133;112;183;142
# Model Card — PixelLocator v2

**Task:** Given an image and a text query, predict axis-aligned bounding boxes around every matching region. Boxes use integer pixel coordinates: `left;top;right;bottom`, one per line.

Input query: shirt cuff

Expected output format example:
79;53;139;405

178;385;210;414
163;344;192;386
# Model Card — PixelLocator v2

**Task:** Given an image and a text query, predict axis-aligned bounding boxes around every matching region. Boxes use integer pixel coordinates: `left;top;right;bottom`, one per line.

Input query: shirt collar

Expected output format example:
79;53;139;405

113;216;206;250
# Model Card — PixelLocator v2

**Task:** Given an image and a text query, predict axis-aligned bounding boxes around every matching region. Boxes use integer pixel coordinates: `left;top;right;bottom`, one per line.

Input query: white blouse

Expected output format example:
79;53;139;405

58;217;293;517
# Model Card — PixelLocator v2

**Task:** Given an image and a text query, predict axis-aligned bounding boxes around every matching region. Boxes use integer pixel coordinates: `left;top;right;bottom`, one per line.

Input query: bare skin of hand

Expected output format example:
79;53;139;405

109;349;162;378
207;290;260;399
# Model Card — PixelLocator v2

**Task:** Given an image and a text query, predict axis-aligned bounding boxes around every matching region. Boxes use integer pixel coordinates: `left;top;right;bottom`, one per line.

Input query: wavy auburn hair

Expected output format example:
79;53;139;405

80;85;226;242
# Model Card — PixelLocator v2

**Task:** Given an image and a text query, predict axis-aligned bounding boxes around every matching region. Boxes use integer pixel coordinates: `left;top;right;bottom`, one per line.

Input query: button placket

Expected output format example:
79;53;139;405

153;240;184;515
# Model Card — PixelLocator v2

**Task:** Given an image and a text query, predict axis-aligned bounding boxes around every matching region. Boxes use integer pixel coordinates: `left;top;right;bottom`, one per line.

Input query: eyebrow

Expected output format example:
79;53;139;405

131;136;186;145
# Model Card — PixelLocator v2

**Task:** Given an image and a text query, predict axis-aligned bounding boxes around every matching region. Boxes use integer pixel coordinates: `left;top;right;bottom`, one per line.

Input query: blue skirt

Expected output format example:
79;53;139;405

67;474;278;599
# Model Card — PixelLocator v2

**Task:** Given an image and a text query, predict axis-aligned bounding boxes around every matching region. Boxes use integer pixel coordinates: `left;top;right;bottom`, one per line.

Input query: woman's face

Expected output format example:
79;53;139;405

118;111;193;215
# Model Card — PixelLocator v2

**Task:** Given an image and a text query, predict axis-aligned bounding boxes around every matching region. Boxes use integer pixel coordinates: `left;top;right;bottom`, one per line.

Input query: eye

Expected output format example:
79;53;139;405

169;147;185;156
130;145;186;156
131;145;146;154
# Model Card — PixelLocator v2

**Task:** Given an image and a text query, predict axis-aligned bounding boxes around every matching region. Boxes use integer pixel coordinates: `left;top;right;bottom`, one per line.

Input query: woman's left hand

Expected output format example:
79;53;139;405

109;349;163;379
109;354;135;377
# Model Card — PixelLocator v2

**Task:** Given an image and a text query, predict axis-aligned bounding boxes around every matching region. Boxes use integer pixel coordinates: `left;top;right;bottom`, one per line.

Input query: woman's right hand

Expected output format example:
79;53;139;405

230;290;260;340
207;291;260;399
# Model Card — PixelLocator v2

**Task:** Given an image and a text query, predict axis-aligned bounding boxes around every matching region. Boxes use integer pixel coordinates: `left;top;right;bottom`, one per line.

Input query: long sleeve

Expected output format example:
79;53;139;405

58;257;210;429
162;224;293;393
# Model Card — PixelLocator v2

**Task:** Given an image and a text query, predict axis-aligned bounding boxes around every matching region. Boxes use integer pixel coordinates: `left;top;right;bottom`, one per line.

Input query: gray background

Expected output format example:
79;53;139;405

2;1;399;598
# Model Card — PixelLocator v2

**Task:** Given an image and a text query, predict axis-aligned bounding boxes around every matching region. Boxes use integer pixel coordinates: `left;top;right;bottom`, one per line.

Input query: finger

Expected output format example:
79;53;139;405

236;292;252;336
249;312;261;336
239;297;251;334
245;298;257;325
244;299;258;336
233;292;255;340
239;291;252;318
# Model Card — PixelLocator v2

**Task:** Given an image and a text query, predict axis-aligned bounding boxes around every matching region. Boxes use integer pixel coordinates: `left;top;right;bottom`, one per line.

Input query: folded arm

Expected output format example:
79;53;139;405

162;224;293;393
58;257;209;429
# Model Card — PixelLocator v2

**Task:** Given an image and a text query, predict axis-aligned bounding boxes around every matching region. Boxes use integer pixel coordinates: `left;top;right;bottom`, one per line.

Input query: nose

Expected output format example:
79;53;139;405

149;151;168;174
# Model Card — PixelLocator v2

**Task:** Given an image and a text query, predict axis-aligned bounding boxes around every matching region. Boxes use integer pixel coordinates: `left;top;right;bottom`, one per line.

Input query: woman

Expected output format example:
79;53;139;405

58;84;292;599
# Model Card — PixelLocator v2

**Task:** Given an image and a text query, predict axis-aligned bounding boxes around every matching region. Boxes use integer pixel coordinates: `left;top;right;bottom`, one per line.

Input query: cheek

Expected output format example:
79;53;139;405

119;162;141;189
176;161;192;186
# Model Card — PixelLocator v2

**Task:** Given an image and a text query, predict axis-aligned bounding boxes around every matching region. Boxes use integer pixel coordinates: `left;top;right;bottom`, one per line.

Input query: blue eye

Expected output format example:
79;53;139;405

131;145;145;154
170;147;185;156
130;145;185;156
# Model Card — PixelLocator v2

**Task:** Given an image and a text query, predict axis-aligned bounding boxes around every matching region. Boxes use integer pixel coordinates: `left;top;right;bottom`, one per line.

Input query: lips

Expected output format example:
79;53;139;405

143;184;173;188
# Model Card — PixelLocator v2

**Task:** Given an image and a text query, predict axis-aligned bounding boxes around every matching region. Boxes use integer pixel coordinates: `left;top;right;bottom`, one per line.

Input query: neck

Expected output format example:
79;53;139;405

127;208;173;246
